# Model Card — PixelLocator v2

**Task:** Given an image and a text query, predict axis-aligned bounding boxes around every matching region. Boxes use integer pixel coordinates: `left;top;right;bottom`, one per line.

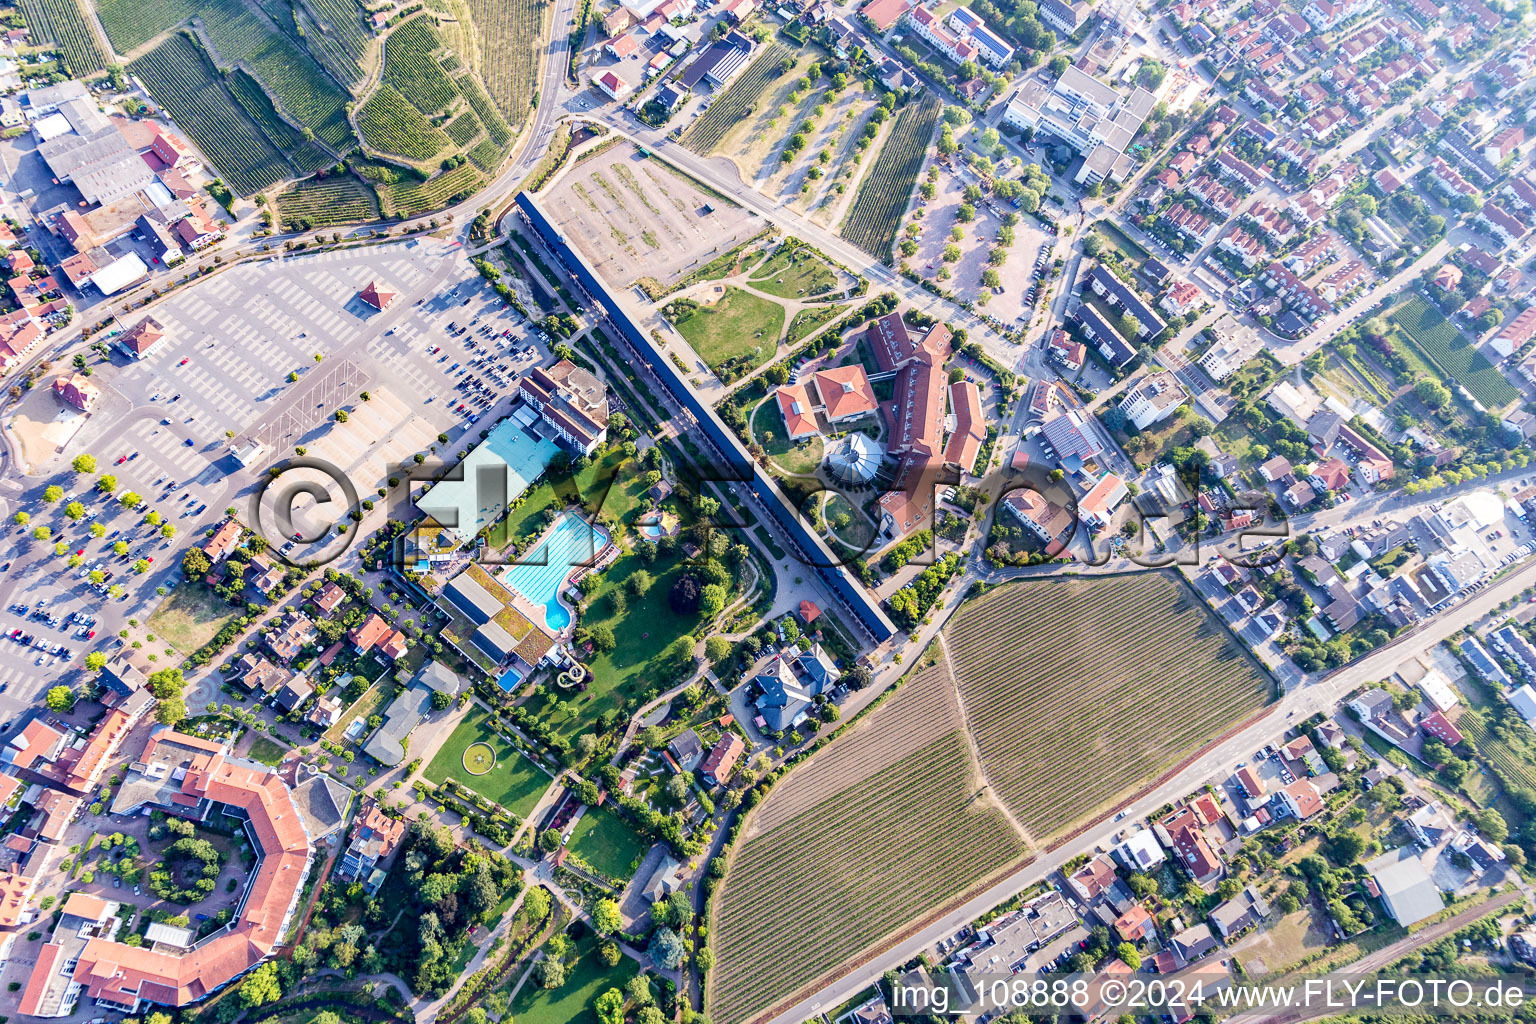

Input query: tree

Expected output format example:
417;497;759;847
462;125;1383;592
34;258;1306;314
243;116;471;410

85;651;106;672
431;689;452;710
156;692;187;727
593;898;622;936
1414;378;1450;409
524;886;552;921
32;526;51;541
65;501;85;521
1474;808;1509;843
699;583;727;618
1116;943;1141;969
11;511;28;525
1118;312;1141;341
669;574;701;613
589;624;616;653
595;989;625;1024
1049;55;1069;77
650;926;687;971
538;829;562;853
533;956;566;989
334;409;349;423
72;453;97;474
97;474;117;493
666;773;690;800
239;962;282;1007
182;547;212;579
162;523;177;540
45;685;76;712
43;485;63;503
705;636;732;663
627;569;654;596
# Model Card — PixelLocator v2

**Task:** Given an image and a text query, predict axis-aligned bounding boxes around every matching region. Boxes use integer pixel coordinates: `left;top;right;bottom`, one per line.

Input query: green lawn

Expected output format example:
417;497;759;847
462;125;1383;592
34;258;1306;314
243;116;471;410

245;735;290;767
673;287;786;373
748;245;840;299
146;585;241;654
750;398;824;475
486;447;649;553
527;543;703;739
786;303;846;345
566;804;649;880
509;931;638;1024
424;709;555;818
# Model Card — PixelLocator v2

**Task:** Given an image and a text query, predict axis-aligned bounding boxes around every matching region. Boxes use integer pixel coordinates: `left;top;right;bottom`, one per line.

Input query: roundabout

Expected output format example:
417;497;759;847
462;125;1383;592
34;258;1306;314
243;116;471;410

462;741;497;776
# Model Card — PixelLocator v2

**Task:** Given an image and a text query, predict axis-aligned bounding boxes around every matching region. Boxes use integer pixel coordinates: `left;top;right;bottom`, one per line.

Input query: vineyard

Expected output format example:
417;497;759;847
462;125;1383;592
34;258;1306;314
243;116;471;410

359;84;452;161
96;0;201;51
377;161;483;217
129;34;294;196
383;18;458;115
295;0;370;85
1389;295;1518;409
458;72;512;146
1460;706;1536;798
468;137;506;173
226;70;333;174
275;176;379;230
945;572;1273;841
709;717;1025;1024
200;0;354;149
465;0;544;121
20;0;106;75
840;94;940;259
680;45;790;155
445;110;482;146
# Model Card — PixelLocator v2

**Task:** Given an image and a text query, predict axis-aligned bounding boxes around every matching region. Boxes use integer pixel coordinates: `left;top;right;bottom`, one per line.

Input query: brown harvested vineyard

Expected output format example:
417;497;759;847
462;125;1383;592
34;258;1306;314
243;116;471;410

746;662;963;835
708;724;1025;1024
946;572;1274;841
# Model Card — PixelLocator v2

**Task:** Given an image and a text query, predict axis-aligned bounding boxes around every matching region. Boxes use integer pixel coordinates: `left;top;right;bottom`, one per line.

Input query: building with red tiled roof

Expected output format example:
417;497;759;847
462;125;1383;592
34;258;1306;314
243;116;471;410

149;132;192;168
774;382;818;440
861;0;912;30
3;718;69;773
700;732;745;786
797;600;820;624
942;380;984;475
349;613;391;654
313;581;346;616
203;519;242;562
358;280;396;311
1275;777;1323;819
1420;709;1463;746
812;364;876;423
1113;904;1157;943
1161;806;1223;880
27;730;330;1012
52;373;99;411
115;316;165;359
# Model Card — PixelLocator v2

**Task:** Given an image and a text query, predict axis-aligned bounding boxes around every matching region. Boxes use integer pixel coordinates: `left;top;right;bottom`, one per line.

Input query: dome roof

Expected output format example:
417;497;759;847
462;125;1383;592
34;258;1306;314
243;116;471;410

825;432;881;485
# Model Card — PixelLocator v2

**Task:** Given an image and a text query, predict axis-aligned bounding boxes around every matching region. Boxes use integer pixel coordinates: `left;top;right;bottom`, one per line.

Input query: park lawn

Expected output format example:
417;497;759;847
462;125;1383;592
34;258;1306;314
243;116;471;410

532;546;703;740
424;708;555;818
750;398;823;476
749;247;840;299
567;804;649;880
245;735;290;767
786;303;845;345
486;447;650;553
674;287;785;373
509;931;638;1024
146;585;241;654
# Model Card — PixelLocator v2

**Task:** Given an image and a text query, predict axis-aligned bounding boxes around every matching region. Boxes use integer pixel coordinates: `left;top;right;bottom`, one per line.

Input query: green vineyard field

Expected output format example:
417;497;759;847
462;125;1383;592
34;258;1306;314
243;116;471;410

129;33;293;196
20;0;106;75
841;94;940;260
358;83;451;161
377;161;483;217
680;45;789;155
275;176;380;229
465;0;543;122
1389;294;1518;410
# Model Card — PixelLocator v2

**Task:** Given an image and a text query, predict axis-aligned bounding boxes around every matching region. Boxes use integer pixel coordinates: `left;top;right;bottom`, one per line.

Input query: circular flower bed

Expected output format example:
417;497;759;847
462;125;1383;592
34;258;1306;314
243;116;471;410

462;741;497;776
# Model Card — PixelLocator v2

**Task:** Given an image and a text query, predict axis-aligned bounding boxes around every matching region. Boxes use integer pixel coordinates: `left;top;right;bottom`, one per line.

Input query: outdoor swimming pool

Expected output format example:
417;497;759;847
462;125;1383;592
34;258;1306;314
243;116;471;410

498;512;608;632
640;523;663;539
496;667;524;692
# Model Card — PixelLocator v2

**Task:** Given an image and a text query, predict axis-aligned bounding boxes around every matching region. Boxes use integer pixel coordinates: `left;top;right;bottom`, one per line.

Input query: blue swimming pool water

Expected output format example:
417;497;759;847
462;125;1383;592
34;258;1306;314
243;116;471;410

499;512;606;632
496;667;524;692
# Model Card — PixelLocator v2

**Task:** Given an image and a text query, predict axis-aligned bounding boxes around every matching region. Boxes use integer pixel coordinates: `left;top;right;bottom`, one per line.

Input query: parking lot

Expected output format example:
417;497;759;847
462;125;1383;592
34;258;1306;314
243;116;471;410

0;239;563;717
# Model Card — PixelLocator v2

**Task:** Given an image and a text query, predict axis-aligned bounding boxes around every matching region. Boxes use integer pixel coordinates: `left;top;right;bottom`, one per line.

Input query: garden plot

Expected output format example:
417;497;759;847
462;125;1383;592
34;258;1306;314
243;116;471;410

707;51;817;169
907;166;1048;324
740;78;881;211
543;144;756;288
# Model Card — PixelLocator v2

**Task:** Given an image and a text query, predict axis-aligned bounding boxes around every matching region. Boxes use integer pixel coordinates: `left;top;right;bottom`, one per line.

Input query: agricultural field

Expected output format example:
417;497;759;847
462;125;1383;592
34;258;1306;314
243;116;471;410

20;0;107;75
95;0;202;52
199;0;355;149
841;95;940;260
359;84;453;160
1460;706;1536;800
383;18;459;115
1389;295;1518;410
945;572;1273;841
274;176;380;230
543;143;758;288
465;0;545;122
377;162;484;217
226;69;334;174
670;286;786;375
293;0;370;87
710;664;1026;1024
129;34;295;196
681;45;793;155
